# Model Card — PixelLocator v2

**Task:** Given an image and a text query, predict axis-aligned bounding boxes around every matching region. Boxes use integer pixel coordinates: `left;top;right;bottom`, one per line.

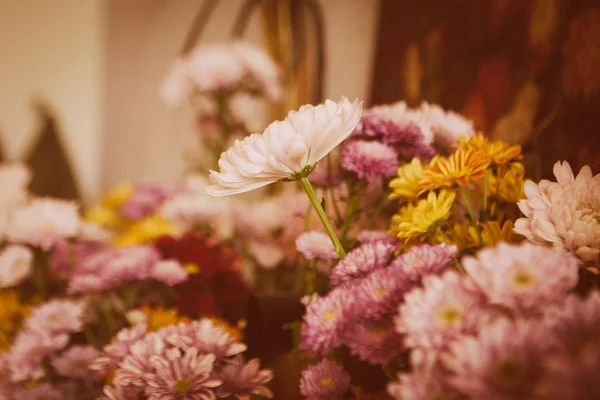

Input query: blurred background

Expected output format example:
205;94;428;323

1;0;599;204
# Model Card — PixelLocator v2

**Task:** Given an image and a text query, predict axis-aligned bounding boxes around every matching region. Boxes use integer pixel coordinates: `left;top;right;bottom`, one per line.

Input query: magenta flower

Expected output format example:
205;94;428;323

295;231;338;261
299;359;350;400
397;271;489;350
216;356;273;399
343;319;404;365
463;242;579;315
443;318;555;400
330;241;396;285
340;140;400;182
91;323;148;374
14;383;61;400
150;259;189;286
356;266;413;319
51;345;100;379
389;243;457;281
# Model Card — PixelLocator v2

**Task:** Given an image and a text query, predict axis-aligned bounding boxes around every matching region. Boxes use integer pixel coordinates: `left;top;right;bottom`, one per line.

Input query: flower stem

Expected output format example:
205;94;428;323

483;173;488;211
305;261;317;294
298;177;346;258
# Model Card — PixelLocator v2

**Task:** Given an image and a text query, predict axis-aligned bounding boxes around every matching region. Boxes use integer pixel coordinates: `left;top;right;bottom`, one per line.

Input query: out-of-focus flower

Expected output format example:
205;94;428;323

91;323;148;374
14;383;61;400
443;318;555;400
9;328;69;382
355;230;397;246
484;162;525;203
330;242;396;285
6;198;80;250
51;345;100;379
206;98;362;196
119;183;171;221
299;359;350;400
456;134;522;166
129;307;190;332
150;259;189;286
421;148;492;189
0;163;31;209
397;271;488;350
343;319;404;365
115;216;175;246
216;356;274;399
389;243;457;281
562;9;600;96
295;231;337;261
0;291;26;346
0;245;33;288
391;190;456;243
340;140;399;182
389;158;427;200
514;161;600;265
25;299;85;335
418;101;475;148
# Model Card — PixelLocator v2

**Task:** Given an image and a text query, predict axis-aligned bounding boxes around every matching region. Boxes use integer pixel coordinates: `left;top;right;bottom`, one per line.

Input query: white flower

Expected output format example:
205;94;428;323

514;161;600;265
0;245;33;288
206;97;362;196
295;231;338;261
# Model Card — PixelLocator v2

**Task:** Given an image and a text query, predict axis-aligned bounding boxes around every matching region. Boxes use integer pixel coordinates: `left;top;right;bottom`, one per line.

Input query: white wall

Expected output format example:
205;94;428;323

0;0;106;203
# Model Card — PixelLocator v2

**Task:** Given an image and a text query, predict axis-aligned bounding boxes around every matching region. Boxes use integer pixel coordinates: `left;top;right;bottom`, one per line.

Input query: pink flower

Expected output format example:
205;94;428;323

150;259;189;286
300;288;359;355
418;101;474;148
115;333;166;388
462;242;579;314
356;230;398;246
515;161;600;265
389;243;457;281
5;198;80;250
91;323;148;374
51;345;100;379
367;102;434;144
397;271;489;350
0;244;33;288
9;328;69;382
330;242;396;285
98;384;141;400
356;266;413;319
216;356;273;399
119;183;171;220
25;299;85;335
442;318;556;400
14;383;61;400
295;231;338;261
343;319;404;365
340;140;399;182
299;359;350;400
231;42;282;101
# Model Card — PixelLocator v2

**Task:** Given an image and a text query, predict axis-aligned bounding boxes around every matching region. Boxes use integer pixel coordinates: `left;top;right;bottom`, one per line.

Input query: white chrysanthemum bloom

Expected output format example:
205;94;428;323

206;98;362;196
514;161;600;265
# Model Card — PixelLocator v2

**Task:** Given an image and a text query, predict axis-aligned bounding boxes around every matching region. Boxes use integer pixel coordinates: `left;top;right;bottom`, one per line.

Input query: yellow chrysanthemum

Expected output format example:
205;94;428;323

116;216;175;246
457;134;522;165
389;158;427;200
450;220;522;249
102;182;134;209
85;205;123;228
391;190;456;242
140;306;189;332
421;148;492;189
485;162;525;202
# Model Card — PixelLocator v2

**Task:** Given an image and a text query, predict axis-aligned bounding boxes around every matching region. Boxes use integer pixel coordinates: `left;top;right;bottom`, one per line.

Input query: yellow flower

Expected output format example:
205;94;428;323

421;148;492;189
457;134;522;165
0;290;26;346
206;317;244;341
141;307;189;332
391;190;456;242
116;216;175;246
389;158;427;200
102;182;134;209
450;220;522;249
85;205;123;228
485;162;525;202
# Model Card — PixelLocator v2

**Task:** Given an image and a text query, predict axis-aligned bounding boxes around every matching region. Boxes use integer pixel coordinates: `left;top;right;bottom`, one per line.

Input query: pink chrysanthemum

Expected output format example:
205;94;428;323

144;349;222;400
330;242;396;285
13;383;61;400
98;384;141;400
116;333;166;388
515;161;600;265
216;356;273;399
397;271;489;350
356;266;414;319
91;323;148;374
299;359;350;400
442;318;556;400
295;231;338;261
119;183;172;220
9;328;69;382
356;230;398;246
150;259;189;286
0;244;33;288
5;198;80;250
340;140;399;182
25;299;85;335
300;288;359;355
51;345;100;379
389;243;457;281
418;101;474;148
463;242;579;315
343;319;404;365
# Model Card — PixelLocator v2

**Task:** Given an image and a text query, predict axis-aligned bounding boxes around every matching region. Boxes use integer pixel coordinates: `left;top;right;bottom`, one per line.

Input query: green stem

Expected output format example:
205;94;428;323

483;173;489;211
453;257;466;275
340;181;365;247
459;186;477;225
298;178;346;258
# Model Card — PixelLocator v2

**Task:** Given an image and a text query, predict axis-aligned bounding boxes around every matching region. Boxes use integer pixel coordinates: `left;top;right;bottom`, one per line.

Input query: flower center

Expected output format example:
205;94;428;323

319;376;334;388
408;257;422;269
494;359;526;389
322;310;337;323
511;269;534;288
184;263;200;274
373;286;388;300
438;305;463;328
175;379;190;393
74;359;89;371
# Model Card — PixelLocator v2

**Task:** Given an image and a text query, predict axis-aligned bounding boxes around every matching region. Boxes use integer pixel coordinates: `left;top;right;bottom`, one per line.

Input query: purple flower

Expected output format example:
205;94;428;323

397;271;489;350
343;319;404;365
295;231;338;261
330;241;396;285
340;140;400;182
25;299;85;335
150;259;189;286
389;243;457;281
216;356;273;399
442;318;556;400
463;242;579;315
119;183;172;220
91;323;148;374
300;288;359;355
299;359;350;400
356;266;413;319
14;383;61;400
51;345;101;379
356;230;398;246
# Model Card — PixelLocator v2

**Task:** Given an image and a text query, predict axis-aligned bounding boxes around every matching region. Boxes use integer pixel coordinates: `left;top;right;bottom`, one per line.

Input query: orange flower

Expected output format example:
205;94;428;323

421;148;492;189
457;134;522;165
